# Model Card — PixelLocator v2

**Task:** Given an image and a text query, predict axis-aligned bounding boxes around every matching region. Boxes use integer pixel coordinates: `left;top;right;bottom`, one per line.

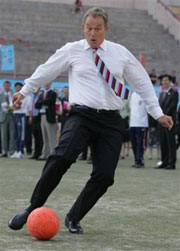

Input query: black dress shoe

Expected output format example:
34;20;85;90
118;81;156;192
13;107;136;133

136;163;144;168
131;163;137;167
0;153;8;157
8;210;29;230
65;215;83;234
29;155;36;159
36;157;47;161
165;165;176;170
154;164;166;169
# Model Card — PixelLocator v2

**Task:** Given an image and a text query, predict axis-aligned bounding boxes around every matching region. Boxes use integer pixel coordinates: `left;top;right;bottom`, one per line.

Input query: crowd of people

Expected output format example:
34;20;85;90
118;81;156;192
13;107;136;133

0;80;71;160
0;74;179;168
119;74;179;170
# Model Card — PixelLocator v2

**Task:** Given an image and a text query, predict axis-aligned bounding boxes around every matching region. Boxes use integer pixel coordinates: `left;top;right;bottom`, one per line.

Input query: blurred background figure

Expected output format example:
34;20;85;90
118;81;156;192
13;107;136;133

60;86;71;131
54;88;63;144
119;100;130;159
35;83;57;160
156;75;179;170
149;68;158;86
25;90;33;156
72;0;83;14
0;81;15;157
129;92;148;168
29;89;43;160
176;105;180;150
171;70;177;85
11;82;31;159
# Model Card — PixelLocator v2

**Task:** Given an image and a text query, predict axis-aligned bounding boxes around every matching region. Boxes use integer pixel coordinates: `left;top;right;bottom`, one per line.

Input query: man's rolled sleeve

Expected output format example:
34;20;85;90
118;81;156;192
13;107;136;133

20;44;71;97
123;49;163;120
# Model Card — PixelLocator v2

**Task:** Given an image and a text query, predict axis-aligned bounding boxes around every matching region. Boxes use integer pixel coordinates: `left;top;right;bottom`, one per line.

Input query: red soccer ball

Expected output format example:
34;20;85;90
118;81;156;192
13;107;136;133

27;207;60;240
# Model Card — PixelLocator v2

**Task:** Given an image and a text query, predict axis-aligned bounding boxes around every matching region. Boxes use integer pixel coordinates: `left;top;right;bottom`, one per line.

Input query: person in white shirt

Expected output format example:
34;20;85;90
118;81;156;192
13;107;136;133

129;92;148;168
8;7;173;234
11;82;31;159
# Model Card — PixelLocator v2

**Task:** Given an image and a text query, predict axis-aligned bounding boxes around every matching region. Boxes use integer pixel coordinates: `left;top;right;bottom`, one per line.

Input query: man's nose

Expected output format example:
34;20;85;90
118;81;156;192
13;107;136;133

90;29;96;35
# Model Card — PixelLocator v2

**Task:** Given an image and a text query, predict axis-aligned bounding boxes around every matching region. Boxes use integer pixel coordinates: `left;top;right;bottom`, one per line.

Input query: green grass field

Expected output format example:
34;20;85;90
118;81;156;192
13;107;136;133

0;150;179;251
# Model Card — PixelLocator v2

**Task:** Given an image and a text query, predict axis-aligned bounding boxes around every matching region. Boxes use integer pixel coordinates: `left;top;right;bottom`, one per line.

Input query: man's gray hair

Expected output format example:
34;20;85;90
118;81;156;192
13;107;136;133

82;7;108;26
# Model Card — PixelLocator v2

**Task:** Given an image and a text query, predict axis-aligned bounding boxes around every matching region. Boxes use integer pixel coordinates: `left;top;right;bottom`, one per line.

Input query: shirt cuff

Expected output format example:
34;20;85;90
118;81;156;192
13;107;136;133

149;107;164;120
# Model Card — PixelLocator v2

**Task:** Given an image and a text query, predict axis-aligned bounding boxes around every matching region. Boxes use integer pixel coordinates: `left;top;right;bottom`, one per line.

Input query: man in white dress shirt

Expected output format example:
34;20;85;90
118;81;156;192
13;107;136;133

8;7;173;234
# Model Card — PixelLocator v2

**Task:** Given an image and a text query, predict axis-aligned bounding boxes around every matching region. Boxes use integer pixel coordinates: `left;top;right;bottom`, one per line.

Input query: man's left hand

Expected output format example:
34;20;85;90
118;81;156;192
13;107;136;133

157;115;173;130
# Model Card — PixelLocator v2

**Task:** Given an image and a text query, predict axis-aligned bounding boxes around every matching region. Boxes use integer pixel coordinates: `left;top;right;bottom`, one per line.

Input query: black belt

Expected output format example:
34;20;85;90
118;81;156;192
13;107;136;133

73;105;119;115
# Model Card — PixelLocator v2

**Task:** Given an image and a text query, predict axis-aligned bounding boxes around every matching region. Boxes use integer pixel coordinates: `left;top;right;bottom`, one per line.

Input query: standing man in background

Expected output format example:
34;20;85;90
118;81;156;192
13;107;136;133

156;75;178;170
9;7;173;234
29;89;43;160
0;81;15;157
35;82;57;160
60;86;71;130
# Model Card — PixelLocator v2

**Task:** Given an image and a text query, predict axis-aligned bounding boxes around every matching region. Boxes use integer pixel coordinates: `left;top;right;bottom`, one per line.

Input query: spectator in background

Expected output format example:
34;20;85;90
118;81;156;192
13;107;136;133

11;82;31;159
176;105;180;150
35;83;57;160
25;92;33;155
72;0;83;14
156;75;179;170
119;99;130;159
129;92;148;168
54;88;63;144
29;89;43;160
61;86;71;130
0;129;1;154
171;70;177;85
0;81;15;157
149;68;158;85
158;70;166;85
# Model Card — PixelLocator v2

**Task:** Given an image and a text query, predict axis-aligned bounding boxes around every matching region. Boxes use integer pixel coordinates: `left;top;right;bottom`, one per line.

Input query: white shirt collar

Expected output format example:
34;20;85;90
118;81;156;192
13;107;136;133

84;39;107;51
45;88;51;93
164;87;171;93
4;91;11;95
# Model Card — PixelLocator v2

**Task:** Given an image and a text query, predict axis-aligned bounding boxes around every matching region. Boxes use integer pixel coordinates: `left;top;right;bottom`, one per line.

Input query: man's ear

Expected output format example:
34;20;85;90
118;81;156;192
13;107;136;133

105;25;110;32
82;24;85;31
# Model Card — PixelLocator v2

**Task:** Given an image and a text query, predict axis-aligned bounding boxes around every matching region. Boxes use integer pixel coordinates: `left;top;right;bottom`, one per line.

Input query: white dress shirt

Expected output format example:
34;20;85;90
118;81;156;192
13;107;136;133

20;39;163;120
129;92;148;127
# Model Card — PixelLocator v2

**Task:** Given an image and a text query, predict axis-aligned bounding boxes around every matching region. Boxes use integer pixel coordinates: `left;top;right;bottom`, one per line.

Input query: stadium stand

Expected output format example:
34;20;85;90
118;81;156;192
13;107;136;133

0;0;179;80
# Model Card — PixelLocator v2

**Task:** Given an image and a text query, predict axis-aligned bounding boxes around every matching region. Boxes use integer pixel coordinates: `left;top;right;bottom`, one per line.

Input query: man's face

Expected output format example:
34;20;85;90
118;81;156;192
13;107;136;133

63;87;69;97
162;77;171;89
44;82;51;90
3;82;11;92
15;85;22;92
82;15;109;49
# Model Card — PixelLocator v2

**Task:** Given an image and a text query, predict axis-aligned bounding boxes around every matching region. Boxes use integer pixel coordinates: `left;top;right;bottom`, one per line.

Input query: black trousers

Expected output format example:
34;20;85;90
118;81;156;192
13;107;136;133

31;116;43;158
130;127;148;165
25;116;32;154
159;126;176;167
29;106;123;222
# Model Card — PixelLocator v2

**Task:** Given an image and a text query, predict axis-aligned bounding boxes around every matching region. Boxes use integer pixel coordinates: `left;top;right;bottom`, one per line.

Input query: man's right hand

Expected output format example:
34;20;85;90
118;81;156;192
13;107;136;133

13;92;25;109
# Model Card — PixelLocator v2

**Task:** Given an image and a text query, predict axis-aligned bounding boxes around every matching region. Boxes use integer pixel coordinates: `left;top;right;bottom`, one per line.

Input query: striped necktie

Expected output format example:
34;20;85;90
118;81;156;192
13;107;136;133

94;50;130;99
